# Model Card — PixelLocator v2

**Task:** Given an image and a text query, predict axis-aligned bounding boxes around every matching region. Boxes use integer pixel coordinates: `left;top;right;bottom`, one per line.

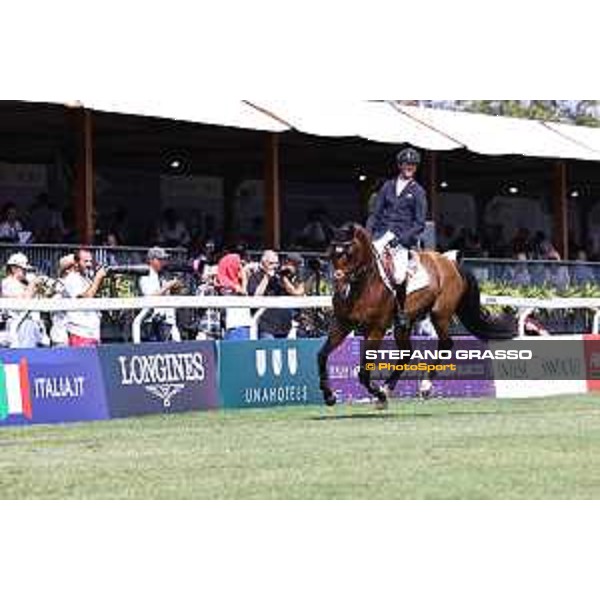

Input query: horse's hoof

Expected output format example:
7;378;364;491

375;386;389;410
418;380;433;401
323;390;337;407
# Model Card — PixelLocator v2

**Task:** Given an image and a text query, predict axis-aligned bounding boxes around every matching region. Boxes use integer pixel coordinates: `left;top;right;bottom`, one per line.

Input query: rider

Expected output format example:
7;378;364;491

366;147;428;328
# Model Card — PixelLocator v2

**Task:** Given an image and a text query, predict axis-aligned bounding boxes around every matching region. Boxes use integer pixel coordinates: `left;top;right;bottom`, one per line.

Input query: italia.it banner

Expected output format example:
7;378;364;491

0;348;108;426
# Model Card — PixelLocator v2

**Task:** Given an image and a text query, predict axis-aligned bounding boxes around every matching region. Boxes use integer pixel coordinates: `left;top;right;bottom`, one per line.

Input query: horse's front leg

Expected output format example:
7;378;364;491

385;322;412;395
359;329;389;409
318;321;350;406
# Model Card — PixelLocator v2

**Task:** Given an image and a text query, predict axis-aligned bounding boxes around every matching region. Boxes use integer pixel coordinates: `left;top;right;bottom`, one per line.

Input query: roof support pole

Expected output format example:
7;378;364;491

552;160;568;259
72;107;95;244
264;133;281;249
424;150;439;223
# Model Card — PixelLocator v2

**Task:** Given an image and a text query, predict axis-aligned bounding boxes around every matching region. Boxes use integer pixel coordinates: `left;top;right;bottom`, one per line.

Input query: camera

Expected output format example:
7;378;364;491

277;266;294;280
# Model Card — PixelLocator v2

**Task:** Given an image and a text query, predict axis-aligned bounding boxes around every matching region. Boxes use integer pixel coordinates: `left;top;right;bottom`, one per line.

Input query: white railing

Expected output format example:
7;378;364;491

2;294;600;342
481;295;600;336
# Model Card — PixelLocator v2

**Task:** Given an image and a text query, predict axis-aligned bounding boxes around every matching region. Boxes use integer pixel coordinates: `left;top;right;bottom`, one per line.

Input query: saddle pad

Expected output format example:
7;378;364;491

407;258;430;295
375;251;430;295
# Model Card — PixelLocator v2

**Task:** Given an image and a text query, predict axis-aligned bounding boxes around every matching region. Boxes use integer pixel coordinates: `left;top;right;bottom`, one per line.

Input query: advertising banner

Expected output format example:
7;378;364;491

491;336;588;398
219;339;322;409
99;341;219;418
329;337;496;402
0;347;108;426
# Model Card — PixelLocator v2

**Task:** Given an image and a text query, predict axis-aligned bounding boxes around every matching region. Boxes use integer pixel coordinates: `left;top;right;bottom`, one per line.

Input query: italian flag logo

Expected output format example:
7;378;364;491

0;359;32;421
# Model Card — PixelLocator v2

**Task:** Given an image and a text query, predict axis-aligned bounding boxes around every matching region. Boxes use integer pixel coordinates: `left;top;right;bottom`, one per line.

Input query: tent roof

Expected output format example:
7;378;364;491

6;97;600;162
246;100;461;151
396;104;600;162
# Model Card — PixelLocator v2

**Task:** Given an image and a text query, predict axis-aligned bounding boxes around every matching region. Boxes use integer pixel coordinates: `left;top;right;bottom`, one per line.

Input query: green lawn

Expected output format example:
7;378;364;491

2;396;600;499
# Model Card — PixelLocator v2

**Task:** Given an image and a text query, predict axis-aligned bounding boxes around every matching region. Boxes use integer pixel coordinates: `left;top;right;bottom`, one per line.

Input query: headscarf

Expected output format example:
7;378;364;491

217;253;242;292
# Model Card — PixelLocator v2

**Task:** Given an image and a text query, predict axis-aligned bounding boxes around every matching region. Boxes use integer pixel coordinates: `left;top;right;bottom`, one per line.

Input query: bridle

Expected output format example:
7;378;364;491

330;238;376;292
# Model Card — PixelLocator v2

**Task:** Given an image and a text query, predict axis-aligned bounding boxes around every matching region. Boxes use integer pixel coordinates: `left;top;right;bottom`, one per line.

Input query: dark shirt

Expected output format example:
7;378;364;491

366;178;427;247
247;270;295;336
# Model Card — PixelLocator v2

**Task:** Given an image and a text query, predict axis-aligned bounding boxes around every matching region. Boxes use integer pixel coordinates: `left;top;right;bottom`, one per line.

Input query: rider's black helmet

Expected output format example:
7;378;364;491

396;147;422;165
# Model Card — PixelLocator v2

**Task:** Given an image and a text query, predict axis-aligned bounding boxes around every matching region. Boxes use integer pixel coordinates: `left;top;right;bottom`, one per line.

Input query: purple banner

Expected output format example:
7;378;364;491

328;337;496;402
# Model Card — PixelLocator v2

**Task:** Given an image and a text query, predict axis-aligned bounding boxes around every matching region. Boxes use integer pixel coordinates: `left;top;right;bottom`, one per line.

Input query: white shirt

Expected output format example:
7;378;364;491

1;275;42;348
1;276;28;321
395;176;410;197
0;219;23;241
63;271;101;340
139;268;176;325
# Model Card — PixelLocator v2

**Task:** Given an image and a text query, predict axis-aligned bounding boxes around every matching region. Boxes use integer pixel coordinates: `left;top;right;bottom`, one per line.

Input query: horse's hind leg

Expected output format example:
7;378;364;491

318;321;350;406
358;329;389;409
384;325;412;396
419;313;453;399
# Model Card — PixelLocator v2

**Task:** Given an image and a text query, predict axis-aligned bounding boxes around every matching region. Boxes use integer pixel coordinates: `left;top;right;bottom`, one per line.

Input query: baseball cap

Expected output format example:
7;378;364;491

58;253;76;274
6;252;34;270
147;247;170;261
284;252;304;266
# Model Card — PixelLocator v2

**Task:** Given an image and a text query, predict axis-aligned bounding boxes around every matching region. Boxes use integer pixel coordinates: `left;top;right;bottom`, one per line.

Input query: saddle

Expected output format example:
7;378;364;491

375;248;459;295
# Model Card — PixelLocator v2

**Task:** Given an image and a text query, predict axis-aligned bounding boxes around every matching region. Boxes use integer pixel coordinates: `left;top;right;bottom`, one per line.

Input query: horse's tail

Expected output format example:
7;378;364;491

456;268;516;340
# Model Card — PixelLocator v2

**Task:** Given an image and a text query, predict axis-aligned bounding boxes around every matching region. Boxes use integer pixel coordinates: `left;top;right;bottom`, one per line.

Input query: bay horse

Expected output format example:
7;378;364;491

318;223;515;408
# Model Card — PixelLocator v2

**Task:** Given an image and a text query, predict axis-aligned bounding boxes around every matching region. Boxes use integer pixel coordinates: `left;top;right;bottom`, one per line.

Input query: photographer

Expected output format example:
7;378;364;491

138;247;181;342
63;248;107;347
247;251;305;339
1;253;44;348
49;254;75;346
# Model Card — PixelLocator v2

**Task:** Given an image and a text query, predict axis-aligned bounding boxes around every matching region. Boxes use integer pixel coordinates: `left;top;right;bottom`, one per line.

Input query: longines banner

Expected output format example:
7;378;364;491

0;347;108;426
98;341;219;418
219;340;322;409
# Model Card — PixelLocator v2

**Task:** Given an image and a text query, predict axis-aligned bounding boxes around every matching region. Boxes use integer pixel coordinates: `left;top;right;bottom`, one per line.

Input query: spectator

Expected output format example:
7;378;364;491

217;252;251;340
139;247;181;342
247;250;305;339
511;227;531;257
61;207;78;243
96;231;121;267
28;193;65;242
49;254;76;346
544;249;570;291
512;252;532;286
573;249;595;285
0;203;27;243
297;208;334;250
1;253;44;348
530;231;553;260
157;208;191;247
437;224;456;252
63;249;107;347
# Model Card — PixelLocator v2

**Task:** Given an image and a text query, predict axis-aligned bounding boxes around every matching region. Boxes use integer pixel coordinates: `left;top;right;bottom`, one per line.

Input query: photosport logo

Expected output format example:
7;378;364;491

117;352;206;408
0;359;33;422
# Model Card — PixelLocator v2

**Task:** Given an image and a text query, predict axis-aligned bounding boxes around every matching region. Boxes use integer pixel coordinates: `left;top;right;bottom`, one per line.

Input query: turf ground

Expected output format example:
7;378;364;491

2;395;600;499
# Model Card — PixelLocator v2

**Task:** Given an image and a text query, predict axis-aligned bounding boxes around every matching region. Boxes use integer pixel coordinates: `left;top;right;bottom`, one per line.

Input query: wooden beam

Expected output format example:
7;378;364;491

264;133;281;249
552;160;568;258
72;108;95;244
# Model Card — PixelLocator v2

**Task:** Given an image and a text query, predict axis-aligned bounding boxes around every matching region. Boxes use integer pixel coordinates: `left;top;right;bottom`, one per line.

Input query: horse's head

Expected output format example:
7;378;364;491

329;223;374;287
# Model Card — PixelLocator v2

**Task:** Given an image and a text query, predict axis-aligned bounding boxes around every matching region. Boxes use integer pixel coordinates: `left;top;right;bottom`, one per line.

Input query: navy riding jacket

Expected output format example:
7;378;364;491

366;178;428;247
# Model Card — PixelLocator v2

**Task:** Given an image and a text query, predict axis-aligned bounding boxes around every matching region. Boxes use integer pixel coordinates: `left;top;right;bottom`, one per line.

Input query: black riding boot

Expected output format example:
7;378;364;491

394;283;409;331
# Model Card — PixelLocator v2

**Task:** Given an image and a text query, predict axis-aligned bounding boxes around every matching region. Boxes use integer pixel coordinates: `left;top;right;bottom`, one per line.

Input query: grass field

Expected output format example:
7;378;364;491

2;395;600;499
